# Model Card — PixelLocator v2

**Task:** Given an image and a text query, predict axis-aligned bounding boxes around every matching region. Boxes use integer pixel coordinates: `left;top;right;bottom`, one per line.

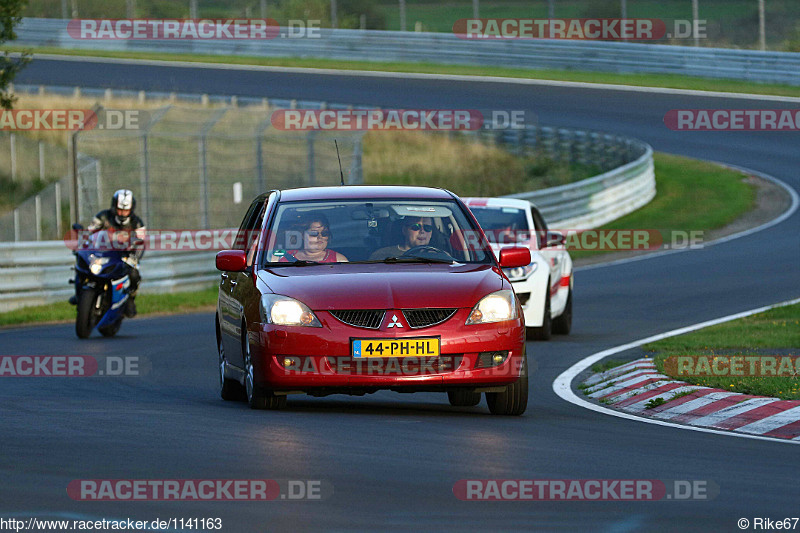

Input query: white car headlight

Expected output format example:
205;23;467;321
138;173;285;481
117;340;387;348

89;255;110;275
465;289;518;325
261;294;322;327
503;261;537;281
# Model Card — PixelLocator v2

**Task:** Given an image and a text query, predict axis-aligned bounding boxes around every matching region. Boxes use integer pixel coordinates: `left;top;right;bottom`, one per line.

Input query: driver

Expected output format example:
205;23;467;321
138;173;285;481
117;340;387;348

69;189;145;318
370;216;433;260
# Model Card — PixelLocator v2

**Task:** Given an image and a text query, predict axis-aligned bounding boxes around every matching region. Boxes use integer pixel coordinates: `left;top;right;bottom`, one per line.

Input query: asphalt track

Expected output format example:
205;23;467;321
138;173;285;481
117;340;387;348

2;57;799;531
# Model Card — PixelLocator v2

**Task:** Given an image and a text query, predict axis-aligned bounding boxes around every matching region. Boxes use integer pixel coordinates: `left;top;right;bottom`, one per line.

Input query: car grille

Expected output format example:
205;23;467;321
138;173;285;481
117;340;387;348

402;308;457;328
329;310;385;329
344;355;463;375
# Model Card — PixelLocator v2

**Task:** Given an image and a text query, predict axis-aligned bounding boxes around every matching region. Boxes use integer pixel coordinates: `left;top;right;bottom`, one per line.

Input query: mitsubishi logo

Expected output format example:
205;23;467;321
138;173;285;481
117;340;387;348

387;314;404;328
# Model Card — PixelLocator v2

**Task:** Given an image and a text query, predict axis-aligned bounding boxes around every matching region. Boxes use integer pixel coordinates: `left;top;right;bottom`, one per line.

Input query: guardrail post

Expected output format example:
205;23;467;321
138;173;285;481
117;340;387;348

69;132;78;225
95;160;103;209
198;136;209;229
349;137;363;184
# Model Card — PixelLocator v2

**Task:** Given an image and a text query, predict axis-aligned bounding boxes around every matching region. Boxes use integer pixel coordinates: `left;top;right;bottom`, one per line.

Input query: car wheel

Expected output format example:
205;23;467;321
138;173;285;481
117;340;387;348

218;332;244;401
447;390;482;407
98;320;122;337
527;286;552;341
243;328;286;410
552;285;573;335
486;354;529;416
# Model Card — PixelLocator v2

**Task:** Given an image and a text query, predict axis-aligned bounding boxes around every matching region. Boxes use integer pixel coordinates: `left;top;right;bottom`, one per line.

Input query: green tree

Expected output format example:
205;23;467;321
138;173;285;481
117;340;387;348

1;0;30;110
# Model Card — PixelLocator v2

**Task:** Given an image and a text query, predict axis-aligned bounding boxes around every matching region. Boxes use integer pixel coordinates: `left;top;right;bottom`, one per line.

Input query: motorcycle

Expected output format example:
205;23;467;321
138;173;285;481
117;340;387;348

70;225;134;339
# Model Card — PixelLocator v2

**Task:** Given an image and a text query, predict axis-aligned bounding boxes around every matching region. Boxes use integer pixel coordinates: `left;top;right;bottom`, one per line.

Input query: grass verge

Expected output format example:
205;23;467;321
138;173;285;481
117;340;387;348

568;152;756;259
0;286;218;328
646;303;800;399
8;47;800;98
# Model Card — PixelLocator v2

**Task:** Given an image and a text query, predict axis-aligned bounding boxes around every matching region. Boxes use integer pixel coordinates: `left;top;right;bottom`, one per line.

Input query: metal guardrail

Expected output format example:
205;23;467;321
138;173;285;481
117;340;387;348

0;84;655;312
14;18;800;86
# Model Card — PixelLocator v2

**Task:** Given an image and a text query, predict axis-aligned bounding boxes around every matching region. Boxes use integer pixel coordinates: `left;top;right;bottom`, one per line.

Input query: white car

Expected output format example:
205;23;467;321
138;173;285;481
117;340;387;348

463;197;573;340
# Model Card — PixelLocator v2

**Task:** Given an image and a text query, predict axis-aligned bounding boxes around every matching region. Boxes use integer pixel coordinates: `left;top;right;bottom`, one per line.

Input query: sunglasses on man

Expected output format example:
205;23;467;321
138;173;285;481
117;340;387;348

406;223;433;232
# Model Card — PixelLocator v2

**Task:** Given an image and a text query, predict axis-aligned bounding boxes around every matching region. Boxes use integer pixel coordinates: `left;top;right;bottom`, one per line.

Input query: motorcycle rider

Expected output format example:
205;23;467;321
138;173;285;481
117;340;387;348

69;189;145;317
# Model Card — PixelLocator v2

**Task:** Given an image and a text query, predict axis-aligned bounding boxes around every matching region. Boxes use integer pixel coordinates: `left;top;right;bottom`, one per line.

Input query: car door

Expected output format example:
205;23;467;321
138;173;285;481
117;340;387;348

219;199;264;368
531;206;563;308
227;195;271;369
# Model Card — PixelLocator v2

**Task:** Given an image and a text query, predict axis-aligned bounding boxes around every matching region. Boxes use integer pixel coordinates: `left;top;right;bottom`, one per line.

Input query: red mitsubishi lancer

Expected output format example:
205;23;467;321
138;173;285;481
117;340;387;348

215;186;531;415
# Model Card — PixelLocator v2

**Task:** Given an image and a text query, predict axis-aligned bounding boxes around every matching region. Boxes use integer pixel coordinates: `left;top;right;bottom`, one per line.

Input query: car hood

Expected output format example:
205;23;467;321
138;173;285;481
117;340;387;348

258;263;506;310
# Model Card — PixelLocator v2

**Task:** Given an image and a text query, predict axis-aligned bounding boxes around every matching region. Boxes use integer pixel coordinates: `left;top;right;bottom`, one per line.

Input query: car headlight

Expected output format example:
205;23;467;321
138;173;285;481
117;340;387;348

465;289;518;325
503;262;537;281
89;255;110;275
260;294;322;327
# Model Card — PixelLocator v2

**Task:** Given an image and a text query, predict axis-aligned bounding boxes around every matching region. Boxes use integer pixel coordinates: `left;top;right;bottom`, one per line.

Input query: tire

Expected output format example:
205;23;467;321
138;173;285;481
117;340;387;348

486;354;529;416
552;285;573;335
75;289;98;339
218;332;244;401
447;390;482;407
243;328;286;410
98;320;122;337
527;287;552;341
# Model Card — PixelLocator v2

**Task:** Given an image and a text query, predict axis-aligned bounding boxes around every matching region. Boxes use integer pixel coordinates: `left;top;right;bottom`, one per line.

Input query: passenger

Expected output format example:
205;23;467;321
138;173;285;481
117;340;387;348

280;214;348;263
370;216;434;260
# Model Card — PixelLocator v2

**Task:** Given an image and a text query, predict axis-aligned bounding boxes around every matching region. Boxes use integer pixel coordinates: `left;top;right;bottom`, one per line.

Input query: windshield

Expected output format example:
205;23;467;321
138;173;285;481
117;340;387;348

262;198;494;266
469;206;531;245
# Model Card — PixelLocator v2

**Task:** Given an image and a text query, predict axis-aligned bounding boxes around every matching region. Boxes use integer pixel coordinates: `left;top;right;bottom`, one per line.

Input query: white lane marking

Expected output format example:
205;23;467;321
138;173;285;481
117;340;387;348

553;296;800;445
688;397;779;428
576;166;799;272
650;391;739;420
17;52;800;103
735;405;800;436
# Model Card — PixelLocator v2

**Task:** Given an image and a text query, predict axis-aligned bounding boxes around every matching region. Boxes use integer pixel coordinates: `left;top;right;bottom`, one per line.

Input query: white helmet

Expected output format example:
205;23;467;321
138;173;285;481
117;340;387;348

111;189;136;225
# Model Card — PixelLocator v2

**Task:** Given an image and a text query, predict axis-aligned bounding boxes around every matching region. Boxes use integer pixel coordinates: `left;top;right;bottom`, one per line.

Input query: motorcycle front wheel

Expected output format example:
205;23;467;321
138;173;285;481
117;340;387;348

75;288;99;339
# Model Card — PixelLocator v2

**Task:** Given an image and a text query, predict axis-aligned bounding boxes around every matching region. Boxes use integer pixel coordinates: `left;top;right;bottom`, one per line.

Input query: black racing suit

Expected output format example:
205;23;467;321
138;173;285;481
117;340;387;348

83;209;146;297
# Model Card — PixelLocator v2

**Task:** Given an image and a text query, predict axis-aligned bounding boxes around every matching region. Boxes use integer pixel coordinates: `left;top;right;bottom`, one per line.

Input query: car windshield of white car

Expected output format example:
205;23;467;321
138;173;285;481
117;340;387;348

262;199;494;266
470;207;530;244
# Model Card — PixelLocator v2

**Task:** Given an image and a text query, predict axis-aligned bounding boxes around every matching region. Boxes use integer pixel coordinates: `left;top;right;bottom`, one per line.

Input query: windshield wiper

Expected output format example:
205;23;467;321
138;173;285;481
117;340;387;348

267;259;318;267
381;256;454;264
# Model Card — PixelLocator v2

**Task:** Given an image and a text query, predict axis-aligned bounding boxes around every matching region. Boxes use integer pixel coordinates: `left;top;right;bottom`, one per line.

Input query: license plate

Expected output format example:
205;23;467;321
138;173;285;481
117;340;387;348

352;338;440;358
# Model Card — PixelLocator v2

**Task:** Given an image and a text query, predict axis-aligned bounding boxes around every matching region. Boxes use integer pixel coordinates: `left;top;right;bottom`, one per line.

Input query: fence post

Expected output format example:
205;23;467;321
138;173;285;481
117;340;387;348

307;132;316;186
55;181;63;238
10;133;16;181
69;132;79;224
139;135;150;226
198;136;209;228
35;195;42;241
39;141;45;181
13;209;20;242
348;137;363;184
96;160;103;209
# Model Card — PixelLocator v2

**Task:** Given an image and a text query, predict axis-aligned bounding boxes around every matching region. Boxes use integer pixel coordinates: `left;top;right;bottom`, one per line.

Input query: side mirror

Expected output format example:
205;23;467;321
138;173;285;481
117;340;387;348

498;247;531;269
216;250;247;272
545;231;565;248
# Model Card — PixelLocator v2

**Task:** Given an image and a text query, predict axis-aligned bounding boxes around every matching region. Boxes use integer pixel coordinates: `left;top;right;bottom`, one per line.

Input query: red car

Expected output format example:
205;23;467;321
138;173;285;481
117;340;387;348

215;186;531;415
